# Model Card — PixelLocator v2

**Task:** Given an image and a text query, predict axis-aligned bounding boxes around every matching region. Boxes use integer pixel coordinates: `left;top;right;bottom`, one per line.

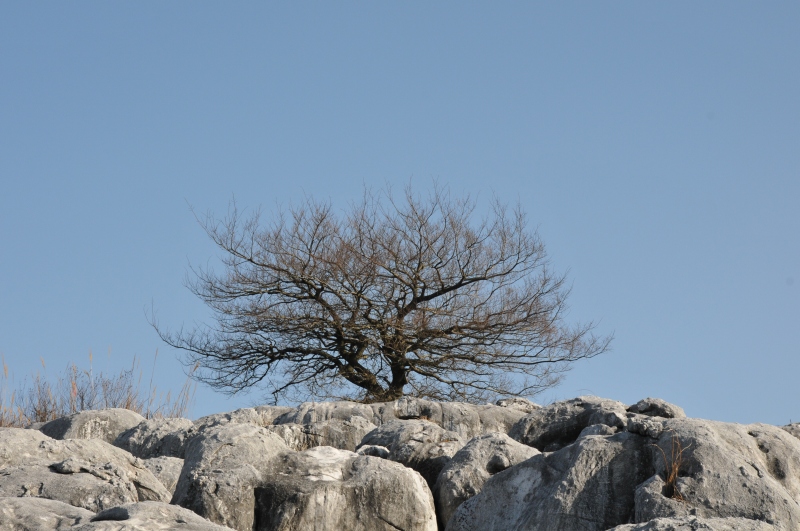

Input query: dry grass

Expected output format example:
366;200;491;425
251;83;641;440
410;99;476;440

0;351;196;428
653;431;691;501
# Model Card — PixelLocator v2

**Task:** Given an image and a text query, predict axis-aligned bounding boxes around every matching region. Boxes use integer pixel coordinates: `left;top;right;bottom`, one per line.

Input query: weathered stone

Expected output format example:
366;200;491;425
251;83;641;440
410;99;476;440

114;417;194;458
39;408;145;445
433;432;539;528
356;444;391;458
628;397;686;419
0;428;170;512
447;431;651;530
359;419;465;487
781;422;800;440
638;419;800;526
274;401;380;426
266;417;376;452
192;407;265;431
508;395;628;451
254;446;437;531
0;496;94;530
609;516;777;530
141;456;184;495
495;397;540;413
172;422;291;531
75;501;235;530
451;416;800;530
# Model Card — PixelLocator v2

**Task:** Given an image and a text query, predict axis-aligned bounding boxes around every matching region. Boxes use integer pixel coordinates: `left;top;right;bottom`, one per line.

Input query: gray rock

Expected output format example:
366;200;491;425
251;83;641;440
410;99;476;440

253;405;296;425
0;496;94;530
192;407;265;431
433;433;539;528
266;417;376;452
628;397;686;419
254;446;437;531
114;417;195;458
638;419;800;526
39;408;145;444
609;516;777;530
580;423;618;437
0;427;170;512
508;395;628;451
75;501;235;530
447;431;651;531
450;417;800;530
495;397;541;413
780;422;800;440
141;456;184;495
172;422;291;531
390;397;525;440
359;419;465;487
356;444;391;458
274;401;379;426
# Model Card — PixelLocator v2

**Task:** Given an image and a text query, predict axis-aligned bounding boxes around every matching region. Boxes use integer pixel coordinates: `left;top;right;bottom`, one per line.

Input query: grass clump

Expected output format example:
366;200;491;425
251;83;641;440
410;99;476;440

653;431;691;501
0;350;196;427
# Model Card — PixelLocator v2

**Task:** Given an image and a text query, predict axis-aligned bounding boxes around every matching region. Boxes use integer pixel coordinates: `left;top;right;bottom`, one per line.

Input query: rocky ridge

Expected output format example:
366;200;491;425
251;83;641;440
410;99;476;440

1;396;798;530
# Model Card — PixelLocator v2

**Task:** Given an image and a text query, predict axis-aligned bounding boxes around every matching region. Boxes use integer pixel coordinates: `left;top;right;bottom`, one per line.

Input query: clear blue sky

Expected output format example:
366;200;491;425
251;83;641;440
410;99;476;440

1;3;798;424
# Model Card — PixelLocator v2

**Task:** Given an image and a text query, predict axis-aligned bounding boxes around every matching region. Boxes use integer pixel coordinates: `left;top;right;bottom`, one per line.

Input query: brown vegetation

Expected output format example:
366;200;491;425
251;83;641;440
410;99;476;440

155;183;611;404
0;351;196;428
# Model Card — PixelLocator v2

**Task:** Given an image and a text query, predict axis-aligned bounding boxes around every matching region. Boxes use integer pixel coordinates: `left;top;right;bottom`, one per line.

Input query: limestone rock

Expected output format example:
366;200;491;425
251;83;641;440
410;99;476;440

433;432;539;528
274;401;379;426
0;428;170;512
495;397;540;413
74;501;235;531
39;408;145;445
254;446;437;531
638;419;800;526
266;417;376;452
114;417;195;459
508;395;628;451
172;422;291;531
628;397;686;419
781;422;800;440
447;431;651;530
192;407;265;432
141;456;184;495
358;419;465;487
0;496;94;530
609;516;777;530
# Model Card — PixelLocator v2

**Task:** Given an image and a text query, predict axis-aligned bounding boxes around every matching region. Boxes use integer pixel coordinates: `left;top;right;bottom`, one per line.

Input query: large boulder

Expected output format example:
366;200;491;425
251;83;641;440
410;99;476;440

74;501;235;530
172;422;291;531
0;428;170;512
254;446;437;531
358;419;465;487
389;397;526;439
114;417;195;458
433;433;539;528
447;430;651;530
449;416;800;530
39;408;145;445
508;395;628;451
274;401;379;426
0;496;94;530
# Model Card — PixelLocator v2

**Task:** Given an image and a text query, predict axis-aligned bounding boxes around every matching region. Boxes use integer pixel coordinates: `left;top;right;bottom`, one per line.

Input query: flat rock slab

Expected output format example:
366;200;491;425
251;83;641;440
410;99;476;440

609;516;777;530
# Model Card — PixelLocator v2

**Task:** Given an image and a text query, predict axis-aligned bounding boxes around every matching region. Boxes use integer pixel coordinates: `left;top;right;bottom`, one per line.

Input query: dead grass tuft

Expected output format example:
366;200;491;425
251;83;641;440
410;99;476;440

0;351;196;427
653;431;691;501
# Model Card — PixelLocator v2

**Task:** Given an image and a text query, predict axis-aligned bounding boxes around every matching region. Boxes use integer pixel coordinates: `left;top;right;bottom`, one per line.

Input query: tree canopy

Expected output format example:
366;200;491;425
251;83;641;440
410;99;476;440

156;185;610;404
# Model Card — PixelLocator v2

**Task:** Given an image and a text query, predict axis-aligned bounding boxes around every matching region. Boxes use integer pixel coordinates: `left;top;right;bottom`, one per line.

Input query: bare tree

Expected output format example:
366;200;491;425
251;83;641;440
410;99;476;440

156;184;610;404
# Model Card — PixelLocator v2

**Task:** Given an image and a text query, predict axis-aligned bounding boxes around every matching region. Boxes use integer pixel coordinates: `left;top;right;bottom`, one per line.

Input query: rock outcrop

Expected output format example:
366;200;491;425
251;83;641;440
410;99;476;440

2;396;799;530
